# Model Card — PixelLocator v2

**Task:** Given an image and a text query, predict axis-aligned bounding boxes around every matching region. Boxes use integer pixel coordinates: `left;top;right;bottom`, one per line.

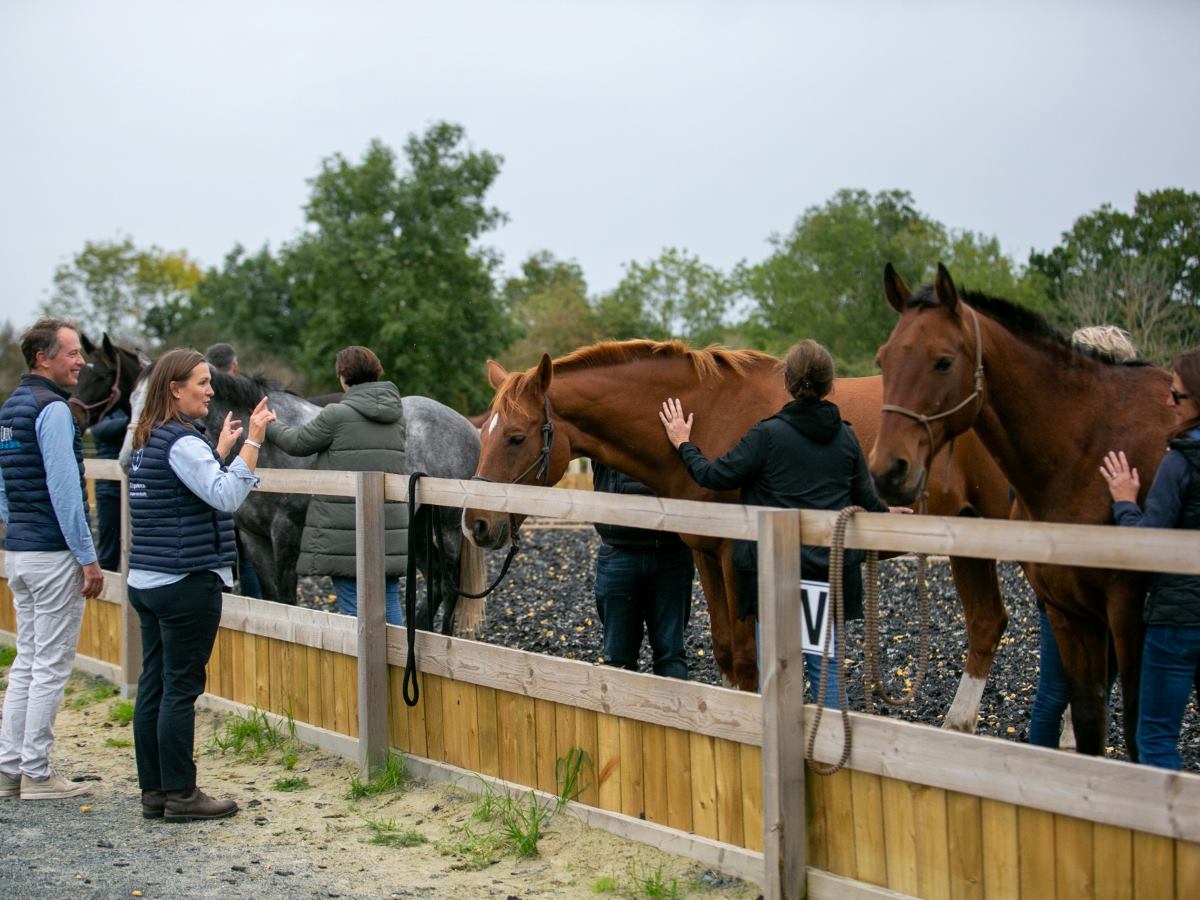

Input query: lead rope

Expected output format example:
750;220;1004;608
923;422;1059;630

805;507;860;776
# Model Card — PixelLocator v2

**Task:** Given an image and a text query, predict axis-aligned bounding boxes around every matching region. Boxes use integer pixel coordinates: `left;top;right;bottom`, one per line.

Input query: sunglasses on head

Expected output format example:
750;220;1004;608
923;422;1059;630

1171;387;1191;404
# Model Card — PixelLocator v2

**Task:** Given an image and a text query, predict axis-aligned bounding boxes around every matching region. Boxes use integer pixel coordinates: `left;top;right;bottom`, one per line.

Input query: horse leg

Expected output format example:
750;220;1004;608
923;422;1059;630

1107;590;1146;763
720;558;759;692
1046;605;1110;756
269;513;299;605
240;529;279;601
693;551;735;687
943;554;1008;732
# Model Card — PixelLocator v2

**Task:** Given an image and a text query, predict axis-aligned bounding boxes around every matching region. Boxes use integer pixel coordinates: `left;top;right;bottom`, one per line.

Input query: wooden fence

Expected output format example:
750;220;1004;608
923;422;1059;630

2;457;1200;899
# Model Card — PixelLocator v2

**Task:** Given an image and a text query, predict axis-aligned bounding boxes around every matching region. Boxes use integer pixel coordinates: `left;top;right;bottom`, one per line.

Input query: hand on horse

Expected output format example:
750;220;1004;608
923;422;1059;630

659;397;694;449
216;411;244;460
1100;450;1140;504
247;396;277;443
888;506;914;515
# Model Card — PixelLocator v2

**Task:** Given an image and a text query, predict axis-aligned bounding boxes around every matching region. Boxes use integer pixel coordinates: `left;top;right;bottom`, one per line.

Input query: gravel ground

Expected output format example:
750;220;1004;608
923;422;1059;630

303;525;1200;769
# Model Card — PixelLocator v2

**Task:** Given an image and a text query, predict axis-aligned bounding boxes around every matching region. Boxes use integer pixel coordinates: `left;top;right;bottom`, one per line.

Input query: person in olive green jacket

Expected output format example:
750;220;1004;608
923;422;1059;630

266;346;408;625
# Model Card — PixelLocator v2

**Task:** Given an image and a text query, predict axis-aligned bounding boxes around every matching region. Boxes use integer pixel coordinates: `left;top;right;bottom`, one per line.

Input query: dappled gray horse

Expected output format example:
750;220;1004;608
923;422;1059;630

118;368;484;631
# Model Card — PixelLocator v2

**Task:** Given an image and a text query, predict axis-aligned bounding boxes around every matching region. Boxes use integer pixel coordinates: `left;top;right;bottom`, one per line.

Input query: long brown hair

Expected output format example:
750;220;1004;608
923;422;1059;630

133;349;207;449
1171;348;1200;441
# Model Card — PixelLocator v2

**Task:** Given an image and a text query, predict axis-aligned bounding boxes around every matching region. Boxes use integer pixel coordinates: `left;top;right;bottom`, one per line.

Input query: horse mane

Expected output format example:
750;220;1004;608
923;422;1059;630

209;369;292;408
493;340;779;414
905;285;1152;367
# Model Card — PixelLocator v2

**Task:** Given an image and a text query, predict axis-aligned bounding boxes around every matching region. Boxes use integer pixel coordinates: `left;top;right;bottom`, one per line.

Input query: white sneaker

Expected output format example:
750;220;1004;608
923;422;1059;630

20;770;92;801
0;771;19;798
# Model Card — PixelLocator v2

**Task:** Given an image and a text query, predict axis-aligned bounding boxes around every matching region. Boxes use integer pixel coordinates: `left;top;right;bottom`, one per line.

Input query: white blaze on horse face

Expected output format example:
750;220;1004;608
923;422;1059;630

487;413;499;435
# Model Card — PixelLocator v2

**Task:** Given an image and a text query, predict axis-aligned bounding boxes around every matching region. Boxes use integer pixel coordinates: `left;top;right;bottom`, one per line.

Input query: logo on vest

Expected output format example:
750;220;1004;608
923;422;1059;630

0;425;16;450
131;448;144;472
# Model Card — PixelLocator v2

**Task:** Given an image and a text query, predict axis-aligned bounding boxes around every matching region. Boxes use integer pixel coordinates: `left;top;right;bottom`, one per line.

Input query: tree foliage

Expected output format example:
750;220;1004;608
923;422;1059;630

45;237;203;347
0;321;25;404
499;251;598;371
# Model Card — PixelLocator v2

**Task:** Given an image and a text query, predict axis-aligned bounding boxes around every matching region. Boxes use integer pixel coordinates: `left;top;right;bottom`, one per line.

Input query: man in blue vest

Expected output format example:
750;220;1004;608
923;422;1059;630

0;318;104;801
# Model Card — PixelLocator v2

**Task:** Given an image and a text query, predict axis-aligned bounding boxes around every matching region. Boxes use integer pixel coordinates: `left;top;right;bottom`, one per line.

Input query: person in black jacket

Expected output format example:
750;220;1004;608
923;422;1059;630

1101;347;1200;770
591;462;694;679
659;339;898;706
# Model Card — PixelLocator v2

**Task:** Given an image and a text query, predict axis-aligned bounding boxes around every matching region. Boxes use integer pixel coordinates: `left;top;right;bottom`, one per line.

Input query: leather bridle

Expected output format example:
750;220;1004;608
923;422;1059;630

69;351;123;424
471;395;556;488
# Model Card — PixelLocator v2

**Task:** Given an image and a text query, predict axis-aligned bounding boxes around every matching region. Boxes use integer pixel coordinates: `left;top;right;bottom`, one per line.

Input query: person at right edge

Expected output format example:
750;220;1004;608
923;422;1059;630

659;339;905;706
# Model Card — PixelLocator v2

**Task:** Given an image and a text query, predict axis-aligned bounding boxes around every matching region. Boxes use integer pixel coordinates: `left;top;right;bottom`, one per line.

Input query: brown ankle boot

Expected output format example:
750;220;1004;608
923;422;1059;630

141;789;168;819
164;787;238;822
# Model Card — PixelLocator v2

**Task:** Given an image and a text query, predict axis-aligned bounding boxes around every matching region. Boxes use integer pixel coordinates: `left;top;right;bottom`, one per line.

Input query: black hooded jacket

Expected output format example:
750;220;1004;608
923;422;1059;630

678;399;887;619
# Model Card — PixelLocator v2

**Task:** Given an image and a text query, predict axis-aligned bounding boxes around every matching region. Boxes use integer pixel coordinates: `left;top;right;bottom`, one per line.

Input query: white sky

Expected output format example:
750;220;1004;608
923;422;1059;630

2;0;1198;329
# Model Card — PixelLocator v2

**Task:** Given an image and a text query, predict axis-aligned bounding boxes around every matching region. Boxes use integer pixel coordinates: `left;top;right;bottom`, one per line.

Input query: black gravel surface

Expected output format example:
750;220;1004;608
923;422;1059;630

298;526;1200;770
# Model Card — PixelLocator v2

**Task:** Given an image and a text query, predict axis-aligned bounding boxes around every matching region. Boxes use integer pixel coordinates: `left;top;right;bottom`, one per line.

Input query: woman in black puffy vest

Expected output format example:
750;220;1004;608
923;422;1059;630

1102;348;1200;770
127;349;275;820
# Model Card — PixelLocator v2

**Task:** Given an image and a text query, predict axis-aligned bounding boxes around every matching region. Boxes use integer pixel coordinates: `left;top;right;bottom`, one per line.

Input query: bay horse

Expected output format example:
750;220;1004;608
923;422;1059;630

463;341;1015;710
71;343;486;632
869;263;1174;757
70;333;145;432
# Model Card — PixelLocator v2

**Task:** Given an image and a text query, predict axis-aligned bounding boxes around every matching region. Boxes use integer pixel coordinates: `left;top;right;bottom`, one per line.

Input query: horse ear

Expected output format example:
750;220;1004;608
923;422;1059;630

486;360;508;390
883;263;912;313
535;354;553;394
80;333;95;355
101;332;116;363
934;263;959;313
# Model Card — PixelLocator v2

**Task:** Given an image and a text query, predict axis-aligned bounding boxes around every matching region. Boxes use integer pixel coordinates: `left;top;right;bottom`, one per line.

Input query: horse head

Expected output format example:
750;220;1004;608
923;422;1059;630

70;333;143;430
462;353;573;549
870;263;986;506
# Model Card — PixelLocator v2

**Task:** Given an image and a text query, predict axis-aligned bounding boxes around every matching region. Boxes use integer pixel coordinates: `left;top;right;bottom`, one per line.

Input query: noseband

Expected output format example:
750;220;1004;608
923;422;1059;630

69;352;123;423
880;305;984;508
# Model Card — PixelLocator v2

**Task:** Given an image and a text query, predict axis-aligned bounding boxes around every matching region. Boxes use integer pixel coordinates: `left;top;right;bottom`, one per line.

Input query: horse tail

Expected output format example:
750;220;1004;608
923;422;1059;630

453;537;488;639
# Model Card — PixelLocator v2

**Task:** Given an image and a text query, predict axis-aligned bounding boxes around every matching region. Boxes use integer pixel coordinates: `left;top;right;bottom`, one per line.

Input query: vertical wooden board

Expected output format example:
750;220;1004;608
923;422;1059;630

1176;840;1200;895
665;726;693;834
554;703;578;802
946;791;984;900
533;699;557;794
739;743;763;852
573;708;599;808
880;776;919;896
286;638;306;723
405;676;428;759
103;602;121;664
440;677;463;768
76;601;93;657
346;654;360;738
476;686;499;778
1092;824;1132;900
244;632;261;707
1017;806;1057;900
267;638;284;714
230;631;247;705
980;799;1019;900
1132;831;1175;900
332;653;350;737
851;770;889;888
596;712;622;813
218;629;235;701
254;635;270;708
688;731;718;840
806;767;829;872
619;717;645;821
824;768;858;881
1054;814;1095;900
422;673;445;762
641;723;668;825
495;691;535;788
714;738;744;847
459;682;481;773
320;650;337;734
387;666;405;750
205;621;220;689
305;646;323;729
277;641;294;717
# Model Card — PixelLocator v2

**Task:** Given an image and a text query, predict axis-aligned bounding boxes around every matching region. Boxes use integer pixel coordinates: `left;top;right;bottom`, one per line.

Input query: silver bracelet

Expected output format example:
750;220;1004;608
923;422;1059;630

244;439;263;450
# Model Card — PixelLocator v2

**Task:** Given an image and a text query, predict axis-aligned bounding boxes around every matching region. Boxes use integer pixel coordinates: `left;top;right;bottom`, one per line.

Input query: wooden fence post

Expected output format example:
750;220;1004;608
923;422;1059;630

355;471;390;777
758;508;806;899
119;469;141;698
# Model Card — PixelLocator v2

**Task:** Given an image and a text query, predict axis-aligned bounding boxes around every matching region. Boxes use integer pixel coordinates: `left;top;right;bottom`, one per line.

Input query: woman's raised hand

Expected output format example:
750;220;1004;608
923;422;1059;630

247;397;277;443
1100;450;1140;504
659;397;694;449
216;411;243;459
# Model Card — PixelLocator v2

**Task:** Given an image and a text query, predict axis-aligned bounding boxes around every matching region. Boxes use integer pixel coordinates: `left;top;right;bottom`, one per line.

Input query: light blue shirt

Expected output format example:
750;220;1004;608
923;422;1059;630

127;434;259;591
0;401;97;566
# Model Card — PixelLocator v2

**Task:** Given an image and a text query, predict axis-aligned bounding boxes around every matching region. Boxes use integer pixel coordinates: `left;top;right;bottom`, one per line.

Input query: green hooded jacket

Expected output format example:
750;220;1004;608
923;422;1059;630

267;381;408;578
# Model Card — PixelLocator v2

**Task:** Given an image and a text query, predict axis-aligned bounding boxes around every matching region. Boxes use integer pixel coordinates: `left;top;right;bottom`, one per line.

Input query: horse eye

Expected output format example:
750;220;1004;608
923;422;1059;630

507;434;526;446
934;357;953;372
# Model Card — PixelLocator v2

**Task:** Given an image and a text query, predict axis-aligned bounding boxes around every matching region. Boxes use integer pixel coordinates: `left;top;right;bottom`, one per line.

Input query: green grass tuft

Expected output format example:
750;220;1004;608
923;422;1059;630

591;875;620;893
109;699;135;724
66;677;118;710
629;862;680;900
273;775;311;792
365;817;427;848
347;753;410;800
0;644;16;668
208;707;288;759
103;737;133;749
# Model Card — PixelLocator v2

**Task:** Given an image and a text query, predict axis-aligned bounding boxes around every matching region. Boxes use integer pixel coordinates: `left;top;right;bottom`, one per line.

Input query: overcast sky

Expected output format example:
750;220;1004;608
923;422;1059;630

2;1;1198;330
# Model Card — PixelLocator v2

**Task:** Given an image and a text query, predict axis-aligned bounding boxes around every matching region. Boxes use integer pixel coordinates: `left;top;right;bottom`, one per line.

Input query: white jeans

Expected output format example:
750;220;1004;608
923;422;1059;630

0;550;85;779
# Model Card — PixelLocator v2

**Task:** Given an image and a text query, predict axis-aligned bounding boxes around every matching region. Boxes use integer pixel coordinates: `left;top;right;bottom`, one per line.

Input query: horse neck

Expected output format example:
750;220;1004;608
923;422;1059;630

968;314;1170;519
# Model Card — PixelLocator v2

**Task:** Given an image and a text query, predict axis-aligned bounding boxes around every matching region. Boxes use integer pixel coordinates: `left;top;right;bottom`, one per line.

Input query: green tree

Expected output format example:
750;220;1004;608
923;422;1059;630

596;248;738;346
284;124;516;410
0;321;25;404
499;251;598;370
46;237;203;346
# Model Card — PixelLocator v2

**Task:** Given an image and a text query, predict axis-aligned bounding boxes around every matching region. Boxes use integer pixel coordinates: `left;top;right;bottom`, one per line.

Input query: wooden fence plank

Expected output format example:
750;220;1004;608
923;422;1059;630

496;691;534;788
554;702;578;802
880;776;919;896
1017;806;1056;900
405;674;428;759
423;673;445;762
268;638;284;714
1176;840;1200;894
573;707;599;808
740;743;763;853
355;470;389;775
441;677;464;768
534;698;557;793
219;629;235;701
619;716;645;820
596;712;622;813
824;768;858;881
476;686;499;778
851;770;889;888
945;791;983;900
805;769;828;874
642;723;668;825
459;682;481;774
1092;823;1132;900
1133;831;1175;900
1054;814;1095;900
254;635;270;708
715;737;744;848
306;646;324;729
914;785;950;900
689;731;719;840
287;638;306;722
387;666;407;751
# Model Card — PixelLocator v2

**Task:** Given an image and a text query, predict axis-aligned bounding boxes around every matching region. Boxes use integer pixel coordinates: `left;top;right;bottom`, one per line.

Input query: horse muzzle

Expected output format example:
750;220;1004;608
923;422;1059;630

462;510;510;550
871;455;923;507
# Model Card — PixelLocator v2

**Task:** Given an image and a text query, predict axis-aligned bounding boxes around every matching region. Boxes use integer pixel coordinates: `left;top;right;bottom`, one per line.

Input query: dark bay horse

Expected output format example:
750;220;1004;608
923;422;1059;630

463;341;1015;708
870;263;1174;757
70;333;145;431
72;345;485;632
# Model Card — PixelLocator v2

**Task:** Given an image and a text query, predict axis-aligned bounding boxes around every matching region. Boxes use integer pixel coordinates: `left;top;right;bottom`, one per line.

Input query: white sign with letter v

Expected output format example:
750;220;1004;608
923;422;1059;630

800;579;833;656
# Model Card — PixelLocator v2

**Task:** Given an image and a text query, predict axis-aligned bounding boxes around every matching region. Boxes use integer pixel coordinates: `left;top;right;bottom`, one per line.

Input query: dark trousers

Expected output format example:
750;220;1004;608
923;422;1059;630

95;482;121;572
128;572;223;791
594;543;693;680
1137;624;1200;770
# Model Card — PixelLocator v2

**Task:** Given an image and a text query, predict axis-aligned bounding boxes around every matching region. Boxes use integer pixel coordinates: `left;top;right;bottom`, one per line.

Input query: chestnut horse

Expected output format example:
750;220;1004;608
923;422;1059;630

464;341;1014;709
870;263;1174;757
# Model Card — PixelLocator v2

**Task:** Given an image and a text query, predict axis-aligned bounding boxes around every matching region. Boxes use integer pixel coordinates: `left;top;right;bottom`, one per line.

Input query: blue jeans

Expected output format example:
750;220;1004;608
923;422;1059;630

331;577;404;627
1137;624;1200;770
753;619;841;708
594;543;693;679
